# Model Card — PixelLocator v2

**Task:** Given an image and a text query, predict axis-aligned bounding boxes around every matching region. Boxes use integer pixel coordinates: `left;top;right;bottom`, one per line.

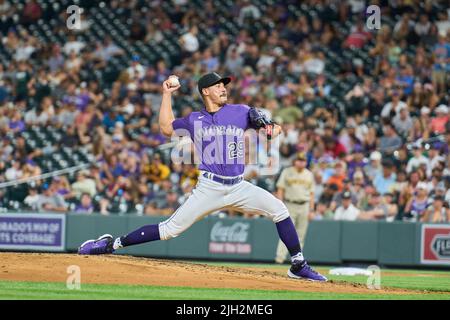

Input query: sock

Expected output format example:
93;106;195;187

119;224;161;247
291;252;305;263
276;217;304;262
113;237;123;250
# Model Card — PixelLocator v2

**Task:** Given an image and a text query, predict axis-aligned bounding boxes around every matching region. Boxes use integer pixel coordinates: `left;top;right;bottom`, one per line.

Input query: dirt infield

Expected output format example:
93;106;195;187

0;252;430;295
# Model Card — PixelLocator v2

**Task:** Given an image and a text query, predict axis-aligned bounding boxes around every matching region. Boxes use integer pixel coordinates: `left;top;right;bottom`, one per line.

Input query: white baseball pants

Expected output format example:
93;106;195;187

158;172;289;240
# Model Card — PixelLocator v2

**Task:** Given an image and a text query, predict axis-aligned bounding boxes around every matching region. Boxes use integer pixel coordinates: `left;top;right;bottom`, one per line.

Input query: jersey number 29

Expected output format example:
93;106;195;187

228;141;244;159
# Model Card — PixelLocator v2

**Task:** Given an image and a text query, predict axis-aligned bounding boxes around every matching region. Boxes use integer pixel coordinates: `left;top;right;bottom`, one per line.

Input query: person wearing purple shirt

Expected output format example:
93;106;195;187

9;111;25;133
347;145;368;180
78;72;327;282
74;193;94;214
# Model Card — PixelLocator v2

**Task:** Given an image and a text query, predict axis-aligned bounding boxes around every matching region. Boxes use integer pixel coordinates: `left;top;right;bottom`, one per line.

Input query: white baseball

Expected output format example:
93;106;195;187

168;76;180;87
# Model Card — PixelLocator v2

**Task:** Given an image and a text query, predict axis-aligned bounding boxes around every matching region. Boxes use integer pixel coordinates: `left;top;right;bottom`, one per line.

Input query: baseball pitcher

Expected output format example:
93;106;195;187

78;72;327;281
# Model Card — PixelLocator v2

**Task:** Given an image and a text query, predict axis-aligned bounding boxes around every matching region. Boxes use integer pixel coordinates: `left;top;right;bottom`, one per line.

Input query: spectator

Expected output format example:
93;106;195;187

383;192;399;220
142;153;171;184
346;145;366;180
343;20;371;49
392;106;413;138
238;0;261;25
373;159;396;195
404;182;430;221
159;191;181;216
179;25;199;56
430;104;449;134
381;90;408;119
225;47;244;75
379;123;403;155
391;170;408;195
406;143;430;174
327;161;347;192
310;200;333;220
47;44;65;72
8;110;25;133
330;178;358;211
323;136;347;159
422;196;450;223
318;183;339;208
429;144;446;171
63;34;85;56
359;192;396;221
364;151;382;181
414;14;432;40
21;159;41;179
74;193;94;214
51;176;72;198
71;170;97;197
5;160;23;181
144;201;159;216
22;0;42;25
334;191;360;221
36;183;68;213
431;32;449;95
23;185;40;210
126;55;146;82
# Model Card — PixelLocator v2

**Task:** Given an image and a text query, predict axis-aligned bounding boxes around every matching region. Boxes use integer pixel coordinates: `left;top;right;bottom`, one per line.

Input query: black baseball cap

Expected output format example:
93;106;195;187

197;72;231;94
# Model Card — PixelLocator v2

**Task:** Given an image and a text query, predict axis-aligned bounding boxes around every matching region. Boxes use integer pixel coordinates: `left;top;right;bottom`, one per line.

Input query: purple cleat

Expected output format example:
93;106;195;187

287;260;328;282
78;234;115;255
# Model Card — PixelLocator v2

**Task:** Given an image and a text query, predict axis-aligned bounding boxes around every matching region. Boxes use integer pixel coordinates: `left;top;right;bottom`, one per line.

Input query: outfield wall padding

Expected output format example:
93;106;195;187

3;213;448;268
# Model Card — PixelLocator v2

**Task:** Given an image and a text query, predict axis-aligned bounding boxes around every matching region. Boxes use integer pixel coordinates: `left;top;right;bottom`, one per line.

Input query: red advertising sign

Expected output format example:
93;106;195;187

420;224;450;265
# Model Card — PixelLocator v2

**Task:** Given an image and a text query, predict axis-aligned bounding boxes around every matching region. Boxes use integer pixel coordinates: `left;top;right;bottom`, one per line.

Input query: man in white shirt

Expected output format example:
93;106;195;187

303;51;325;75
428;143;445;171
5;160;23;181
24;185;40;210
392;106;413;137
63;34;85;56
406;144;430;174
334;191;360;221
381;90;408;118
126;55;146;81
238;0;261;25
71;170;97;197
179;26;199;54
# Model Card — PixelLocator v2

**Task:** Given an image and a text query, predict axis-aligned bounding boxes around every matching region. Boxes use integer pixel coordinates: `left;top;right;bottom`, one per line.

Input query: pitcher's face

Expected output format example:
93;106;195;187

203;82;228;105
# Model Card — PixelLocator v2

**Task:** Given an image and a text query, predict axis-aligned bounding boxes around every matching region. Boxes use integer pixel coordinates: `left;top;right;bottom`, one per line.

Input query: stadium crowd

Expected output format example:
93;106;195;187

0;0;449;223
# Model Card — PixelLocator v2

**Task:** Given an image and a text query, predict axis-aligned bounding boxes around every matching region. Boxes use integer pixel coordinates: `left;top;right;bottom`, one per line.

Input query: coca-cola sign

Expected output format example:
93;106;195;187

210;221;250;243
209;221;252;255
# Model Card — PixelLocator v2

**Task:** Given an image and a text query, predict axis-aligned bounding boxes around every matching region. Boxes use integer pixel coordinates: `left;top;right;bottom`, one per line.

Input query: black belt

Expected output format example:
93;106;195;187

286;200;308;205
202;172;243;185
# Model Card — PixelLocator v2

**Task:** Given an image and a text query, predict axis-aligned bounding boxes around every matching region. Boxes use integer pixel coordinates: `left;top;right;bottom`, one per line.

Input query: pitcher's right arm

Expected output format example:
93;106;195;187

159;76;181;137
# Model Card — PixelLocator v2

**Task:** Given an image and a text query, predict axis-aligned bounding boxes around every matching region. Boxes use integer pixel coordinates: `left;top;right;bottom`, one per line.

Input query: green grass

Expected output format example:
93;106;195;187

0;280;448;300
191;261;450;293
1;262;449;300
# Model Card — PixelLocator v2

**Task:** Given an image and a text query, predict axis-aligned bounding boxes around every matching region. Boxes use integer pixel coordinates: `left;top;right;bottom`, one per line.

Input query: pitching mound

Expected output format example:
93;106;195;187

0;252;421;295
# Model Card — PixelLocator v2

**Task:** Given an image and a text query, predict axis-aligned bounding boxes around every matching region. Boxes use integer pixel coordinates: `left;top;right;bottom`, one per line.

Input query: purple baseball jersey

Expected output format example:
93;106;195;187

172;104;251;176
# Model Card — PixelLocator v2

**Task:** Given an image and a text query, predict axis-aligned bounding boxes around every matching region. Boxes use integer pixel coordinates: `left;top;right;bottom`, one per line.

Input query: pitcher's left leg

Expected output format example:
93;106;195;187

229;181;327;281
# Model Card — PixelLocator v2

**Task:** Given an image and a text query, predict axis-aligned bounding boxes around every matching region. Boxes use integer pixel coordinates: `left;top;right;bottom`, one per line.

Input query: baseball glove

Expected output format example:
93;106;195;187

248;107;273;129
248;107;275;140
